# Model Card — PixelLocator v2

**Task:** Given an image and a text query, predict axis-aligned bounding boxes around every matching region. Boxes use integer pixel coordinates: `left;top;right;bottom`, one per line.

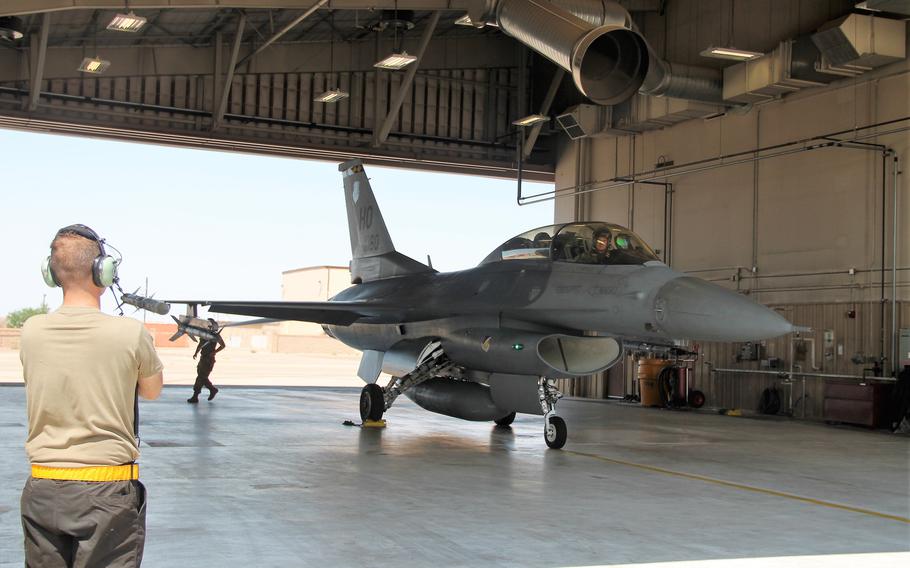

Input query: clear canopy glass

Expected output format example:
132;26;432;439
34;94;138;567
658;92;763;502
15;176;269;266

481;222;659;266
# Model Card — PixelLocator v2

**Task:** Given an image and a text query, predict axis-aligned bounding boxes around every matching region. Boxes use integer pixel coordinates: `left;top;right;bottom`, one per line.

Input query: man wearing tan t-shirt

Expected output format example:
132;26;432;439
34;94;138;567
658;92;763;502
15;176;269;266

20;225;163;567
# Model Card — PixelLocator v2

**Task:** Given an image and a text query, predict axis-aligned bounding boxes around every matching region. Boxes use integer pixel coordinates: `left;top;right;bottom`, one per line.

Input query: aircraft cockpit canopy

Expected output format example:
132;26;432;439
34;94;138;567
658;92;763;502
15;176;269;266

481;222;660;266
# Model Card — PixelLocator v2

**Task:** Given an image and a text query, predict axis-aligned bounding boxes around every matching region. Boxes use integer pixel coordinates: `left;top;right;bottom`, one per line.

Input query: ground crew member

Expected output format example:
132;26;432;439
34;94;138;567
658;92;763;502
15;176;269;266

188;331;224;403
20;224;164;567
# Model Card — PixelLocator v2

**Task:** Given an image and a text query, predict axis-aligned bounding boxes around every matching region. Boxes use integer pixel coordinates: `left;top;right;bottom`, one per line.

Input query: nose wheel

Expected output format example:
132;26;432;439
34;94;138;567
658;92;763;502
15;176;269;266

539;378;567;449
360;383;385;421
545;415;567;449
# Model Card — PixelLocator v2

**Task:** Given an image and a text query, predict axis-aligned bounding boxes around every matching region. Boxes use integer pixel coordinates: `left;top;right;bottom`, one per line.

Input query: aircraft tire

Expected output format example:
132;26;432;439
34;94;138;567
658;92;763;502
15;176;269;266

544;416;567;449
360;383;385;421
494;412;516;427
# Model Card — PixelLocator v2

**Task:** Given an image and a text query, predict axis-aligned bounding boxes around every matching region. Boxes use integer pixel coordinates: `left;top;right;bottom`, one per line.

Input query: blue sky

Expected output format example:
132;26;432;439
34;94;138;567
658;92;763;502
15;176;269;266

1;129;553;320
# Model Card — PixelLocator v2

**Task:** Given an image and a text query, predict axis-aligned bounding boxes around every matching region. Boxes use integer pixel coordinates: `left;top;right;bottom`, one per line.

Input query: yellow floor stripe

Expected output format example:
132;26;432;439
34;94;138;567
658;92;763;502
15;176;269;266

564;450;910;524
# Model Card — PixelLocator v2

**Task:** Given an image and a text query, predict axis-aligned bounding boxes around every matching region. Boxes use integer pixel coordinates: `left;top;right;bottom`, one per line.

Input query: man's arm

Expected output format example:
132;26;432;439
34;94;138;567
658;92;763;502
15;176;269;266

138;371;163;400
214;334;226;353
138;371;164;400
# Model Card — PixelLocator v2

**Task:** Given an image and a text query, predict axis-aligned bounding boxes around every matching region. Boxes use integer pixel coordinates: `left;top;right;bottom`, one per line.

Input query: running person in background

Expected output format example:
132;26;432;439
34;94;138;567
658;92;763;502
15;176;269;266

188;330;225;403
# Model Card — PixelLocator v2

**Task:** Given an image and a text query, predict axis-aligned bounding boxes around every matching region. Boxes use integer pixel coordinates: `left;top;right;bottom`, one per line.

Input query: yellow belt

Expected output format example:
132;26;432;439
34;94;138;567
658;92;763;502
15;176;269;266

31;464;139;482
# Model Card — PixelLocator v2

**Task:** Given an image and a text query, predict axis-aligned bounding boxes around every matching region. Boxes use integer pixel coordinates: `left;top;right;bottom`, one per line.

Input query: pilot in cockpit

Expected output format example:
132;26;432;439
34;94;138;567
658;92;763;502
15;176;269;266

593;230;612;257
576;228;613;264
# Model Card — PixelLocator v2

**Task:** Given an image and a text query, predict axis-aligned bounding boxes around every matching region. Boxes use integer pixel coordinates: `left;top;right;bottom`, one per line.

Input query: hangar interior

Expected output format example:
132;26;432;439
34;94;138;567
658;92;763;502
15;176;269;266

0;0;908;425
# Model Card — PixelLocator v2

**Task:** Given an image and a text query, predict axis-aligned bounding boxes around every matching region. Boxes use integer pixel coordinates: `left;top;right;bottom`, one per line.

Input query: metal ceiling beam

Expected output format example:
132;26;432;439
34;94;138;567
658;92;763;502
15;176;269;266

234;0;328;70
373;10;439;147
131;9;167;46
214;12;246;128
522;68;564;160
76;9;100;47
0;1;471;17
28;13;51;112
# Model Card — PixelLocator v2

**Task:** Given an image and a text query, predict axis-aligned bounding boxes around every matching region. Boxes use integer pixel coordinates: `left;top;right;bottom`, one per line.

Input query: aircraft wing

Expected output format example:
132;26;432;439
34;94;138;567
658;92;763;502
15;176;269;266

166;300;434;326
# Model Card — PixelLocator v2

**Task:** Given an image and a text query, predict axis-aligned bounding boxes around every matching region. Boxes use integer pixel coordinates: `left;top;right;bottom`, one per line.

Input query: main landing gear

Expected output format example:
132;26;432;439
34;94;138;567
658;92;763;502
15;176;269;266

358;342;455;423
360;383;385;421
539;378;567;449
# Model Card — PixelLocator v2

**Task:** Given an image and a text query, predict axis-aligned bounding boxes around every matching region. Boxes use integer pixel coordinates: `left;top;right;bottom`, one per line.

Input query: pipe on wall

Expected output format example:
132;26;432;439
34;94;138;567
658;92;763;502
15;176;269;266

892;154;901;374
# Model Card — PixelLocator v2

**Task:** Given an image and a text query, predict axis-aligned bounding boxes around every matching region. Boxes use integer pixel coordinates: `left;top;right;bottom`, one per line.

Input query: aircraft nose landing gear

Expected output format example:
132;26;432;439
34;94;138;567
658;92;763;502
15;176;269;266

539;378;567;449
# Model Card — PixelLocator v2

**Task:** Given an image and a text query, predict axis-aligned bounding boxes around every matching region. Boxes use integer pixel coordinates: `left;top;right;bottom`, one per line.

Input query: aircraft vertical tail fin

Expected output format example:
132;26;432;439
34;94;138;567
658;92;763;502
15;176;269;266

339;159;434;283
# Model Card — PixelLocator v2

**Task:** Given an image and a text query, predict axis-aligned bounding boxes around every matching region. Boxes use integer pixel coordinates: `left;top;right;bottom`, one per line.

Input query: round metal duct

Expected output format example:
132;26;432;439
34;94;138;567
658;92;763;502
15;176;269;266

495;0;649;105
572;25;649;105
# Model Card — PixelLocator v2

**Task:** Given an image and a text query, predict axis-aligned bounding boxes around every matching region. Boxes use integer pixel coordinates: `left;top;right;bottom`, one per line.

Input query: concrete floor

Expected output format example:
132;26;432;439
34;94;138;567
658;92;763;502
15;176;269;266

1;385;908;568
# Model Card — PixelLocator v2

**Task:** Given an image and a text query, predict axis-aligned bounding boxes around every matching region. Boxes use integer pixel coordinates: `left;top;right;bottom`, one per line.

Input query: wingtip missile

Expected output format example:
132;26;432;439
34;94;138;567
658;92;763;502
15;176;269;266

121;293;171;315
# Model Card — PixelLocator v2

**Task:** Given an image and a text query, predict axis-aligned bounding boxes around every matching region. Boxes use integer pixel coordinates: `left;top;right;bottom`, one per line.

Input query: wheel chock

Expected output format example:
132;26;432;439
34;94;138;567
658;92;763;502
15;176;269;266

362;419;387;428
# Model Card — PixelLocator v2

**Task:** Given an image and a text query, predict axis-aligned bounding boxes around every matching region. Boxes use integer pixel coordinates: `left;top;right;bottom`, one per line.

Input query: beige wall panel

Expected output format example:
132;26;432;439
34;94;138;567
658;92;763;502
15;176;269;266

875;70;910;120
759;82;873;147
641;114;723;172
554;140;578;223
587;137;617;184
756;148;872;273
590;186;630;227
668;164;754;271
714;111;758;156
630;182;667;256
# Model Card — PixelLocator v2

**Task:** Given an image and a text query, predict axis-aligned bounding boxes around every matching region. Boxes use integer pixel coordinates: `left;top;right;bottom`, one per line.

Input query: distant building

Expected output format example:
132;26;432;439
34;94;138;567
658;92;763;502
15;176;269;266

280;266;351;337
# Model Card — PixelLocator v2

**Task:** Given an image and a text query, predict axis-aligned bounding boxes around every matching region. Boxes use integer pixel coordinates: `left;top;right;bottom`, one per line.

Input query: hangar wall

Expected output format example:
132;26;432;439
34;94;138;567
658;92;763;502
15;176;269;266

553;53;909;419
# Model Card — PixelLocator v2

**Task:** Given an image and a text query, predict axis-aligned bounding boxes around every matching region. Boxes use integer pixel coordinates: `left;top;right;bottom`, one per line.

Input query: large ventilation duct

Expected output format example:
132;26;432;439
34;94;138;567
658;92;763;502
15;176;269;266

812;13;906;72
490;0;650;105
470;0;722;105
554;0;723;103
724;14;905;104
639;57;724;103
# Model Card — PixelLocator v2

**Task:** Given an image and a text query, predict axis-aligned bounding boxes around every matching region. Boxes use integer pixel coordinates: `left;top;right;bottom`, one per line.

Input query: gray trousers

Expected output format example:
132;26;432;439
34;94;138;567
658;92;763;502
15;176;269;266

21;477;147;568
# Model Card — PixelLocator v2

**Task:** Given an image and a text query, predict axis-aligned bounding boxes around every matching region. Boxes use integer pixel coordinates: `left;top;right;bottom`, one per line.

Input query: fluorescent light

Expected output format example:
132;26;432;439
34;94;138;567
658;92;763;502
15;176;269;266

512;114;549;127
313;89;350;103
700;46;764;61
78;57;111;74
454;14;473;26
107;12;147;32
374;52;418;70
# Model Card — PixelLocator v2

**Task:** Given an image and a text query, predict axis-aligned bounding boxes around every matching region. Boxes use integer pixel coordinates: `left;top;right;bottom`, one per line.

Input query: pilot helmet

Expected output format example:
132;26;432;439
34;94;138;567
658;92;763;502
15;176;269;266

593;229;612;252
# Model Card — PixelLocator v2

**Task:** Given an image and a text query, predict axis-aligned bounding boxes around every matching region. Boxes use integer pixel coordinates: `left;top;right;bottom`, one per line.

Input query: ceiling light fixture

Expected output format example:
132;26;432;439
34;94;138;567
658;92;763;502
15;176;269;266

313;11;348;104
512;114;549;127
78;57;111;74
700;46;764;61
0;16;24;41
107;12;147;33
313;89;350;103
374;51;418;70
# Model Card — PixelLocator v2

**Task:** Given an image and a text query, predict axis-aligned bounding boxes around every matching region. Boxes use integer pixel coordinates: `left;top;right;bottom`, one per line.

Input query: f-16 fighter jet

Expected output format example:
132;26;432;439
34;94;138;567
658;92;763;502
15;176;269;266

172;159;798;449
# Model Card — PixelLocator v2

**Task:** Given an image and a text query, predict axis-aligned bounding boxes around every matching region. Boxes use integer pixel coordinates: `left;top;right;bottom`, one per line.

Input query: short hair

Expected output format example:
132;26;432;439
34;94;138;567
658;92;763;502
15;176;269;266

49;232;100;287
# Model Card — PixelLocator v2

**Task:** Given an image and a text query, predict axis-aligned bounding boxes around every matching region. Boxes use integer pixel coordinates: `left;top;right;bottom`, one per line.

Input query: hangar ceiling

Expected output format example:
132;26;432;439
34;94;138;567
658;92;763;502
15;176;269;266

0;0;902;180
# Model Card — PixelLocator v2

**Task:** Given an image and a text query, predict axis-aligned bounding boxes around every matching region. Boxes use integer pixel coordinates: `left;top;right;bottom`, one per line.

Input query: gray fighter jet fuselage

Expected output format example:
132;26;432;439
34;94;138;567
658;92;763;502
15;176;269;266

176;159;798;449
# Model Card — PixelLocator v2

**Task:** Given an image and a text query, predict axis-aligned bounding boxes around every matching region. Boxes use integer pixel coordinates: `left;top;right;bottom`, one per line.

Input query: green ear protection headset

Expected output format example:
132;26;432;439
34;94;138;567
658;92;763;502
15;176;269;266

41;224;120;288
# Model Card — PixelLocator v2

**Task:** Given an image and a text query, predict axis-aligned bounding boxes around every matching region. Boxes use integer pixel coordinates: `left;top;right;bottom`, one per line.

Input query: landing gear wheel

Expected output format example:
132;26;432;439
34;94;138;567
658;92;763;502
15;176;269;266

360;383;385;421
494;412;516;427
544;416;567;449
689;390;706;409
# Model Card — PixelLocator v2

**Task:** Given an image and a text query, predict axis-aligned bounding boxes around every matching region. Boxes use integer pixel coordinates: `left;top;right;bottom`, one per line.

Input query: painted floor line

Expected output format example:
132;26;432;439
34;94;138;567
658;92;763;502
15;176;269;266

565;450;910;524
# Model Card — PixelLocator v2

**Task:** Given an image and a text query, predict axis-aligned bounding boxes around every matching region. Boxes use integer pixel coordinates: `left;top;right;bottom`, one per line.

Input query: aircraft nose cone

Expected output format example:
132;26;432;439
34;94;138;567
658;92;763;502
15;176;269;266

654;277;795;342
